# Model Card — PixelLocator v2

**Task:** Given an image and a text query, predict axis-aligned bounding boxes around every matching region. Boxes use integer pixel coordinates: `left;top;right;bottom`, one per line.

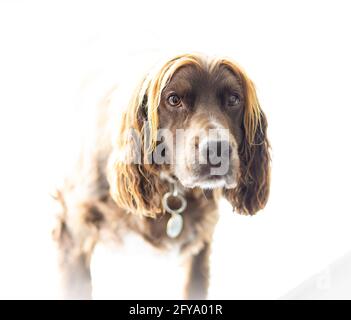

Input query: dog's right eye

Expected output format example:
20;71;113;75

227;93;241;107
167;94;182;107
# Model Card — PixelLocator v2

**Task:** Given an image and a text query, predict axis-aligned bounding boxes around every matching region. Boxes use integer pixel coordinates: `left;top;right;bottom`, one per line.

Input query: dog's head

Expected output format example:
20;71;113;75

109;54;270;217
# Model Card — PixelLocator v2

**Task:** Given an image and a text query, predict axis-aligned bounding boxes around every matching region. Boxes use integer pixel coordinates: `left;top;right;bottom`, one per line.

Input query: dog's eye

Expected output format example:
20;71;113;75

227;94;241;107
167;94;182;107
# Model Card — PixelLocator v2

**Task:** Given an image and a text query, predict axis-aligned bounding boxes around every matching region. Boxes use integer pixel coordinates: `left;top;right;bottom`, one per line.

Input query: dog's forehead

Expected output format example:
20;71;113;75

168;63;241;90
166;65;203;90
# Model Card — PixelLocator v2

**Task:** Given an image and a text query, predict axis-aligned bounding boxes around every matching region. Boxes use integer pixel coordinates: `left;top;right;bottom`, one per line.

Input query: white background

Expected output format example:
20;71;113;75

0;0;351;299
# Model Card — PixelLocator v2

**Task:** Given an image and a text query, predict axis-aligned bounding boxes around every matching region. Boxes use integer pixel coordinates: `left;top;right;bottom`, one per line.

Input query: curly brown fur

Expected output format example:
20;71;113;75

53;53;271;299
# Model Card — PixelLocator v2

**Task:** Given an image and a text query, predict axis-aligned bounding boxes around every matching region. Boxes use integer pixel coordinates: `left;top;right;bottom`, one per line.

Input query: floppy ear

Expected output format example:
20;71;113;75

107;88;167;218
224;75;271;215
108;54;204;217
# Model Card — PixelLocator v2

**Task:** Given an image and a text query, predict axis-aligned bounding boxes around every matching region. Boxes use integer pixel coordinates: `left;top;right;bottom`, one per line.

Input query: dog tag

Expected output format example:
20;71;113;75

166;214;183;238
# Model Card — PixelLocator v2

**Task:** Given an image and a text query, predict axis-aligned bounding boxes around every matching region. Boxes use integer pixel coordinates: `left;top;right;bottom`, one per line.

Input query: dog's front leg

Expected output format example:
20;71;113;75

183;242;210;300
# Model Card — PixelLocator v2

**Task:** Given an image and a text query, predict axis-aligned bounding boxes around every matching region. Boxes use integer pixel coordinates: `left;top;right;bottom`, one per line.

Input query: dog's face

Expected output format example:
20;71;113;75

158;64;244;189
110;54;270;217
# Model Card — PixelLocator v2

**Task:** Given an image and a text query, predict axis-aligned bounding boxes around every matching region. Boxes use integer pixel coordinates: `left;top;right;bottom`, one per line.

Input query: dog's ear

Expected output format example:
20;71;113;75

108;88;167;218
108;54;205;217
224;70;271;215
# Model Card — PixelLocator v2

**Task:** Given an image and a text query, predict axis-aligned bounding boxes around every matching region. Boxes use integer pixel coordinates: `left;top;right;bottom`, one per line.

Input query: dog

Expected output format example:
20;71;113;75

53;53;270;299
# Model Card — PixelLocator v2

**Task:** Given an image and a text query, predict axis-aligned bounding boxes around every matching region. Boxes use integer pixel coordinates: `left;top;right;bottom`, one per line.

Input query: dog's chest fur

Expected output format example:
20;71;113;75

85;189;219;299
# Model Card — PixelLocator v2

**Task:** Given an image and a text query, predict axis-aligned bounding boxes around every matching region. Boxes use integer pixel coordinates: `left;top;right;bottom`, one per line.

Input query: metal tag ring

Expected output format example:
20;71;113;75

162;192;187;215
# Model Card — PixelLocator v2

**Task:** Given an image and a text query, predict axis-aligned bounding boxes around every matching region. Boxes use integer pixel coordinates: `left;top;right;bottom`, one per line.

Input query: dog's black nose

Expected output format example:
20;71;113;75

201;140;232;168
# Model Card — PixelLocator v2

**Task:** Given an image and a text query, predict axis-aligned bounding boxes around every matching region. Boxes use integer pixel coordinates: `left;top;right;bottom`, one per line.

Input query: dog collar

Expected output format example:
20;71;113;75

160;172;187;238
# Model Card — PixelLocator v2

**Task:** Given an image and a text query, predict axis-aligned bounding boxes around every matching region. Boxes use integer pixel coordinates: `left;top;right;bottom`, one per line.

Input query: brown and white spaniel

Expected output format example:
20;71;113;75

53;53;271;299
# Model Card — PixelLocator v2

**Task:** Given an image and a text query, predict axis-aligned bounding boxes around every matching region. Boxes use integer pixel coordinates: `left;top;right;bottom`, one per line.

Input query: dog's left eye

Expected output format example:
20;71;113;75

227;94;241;107
167;94;182;107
